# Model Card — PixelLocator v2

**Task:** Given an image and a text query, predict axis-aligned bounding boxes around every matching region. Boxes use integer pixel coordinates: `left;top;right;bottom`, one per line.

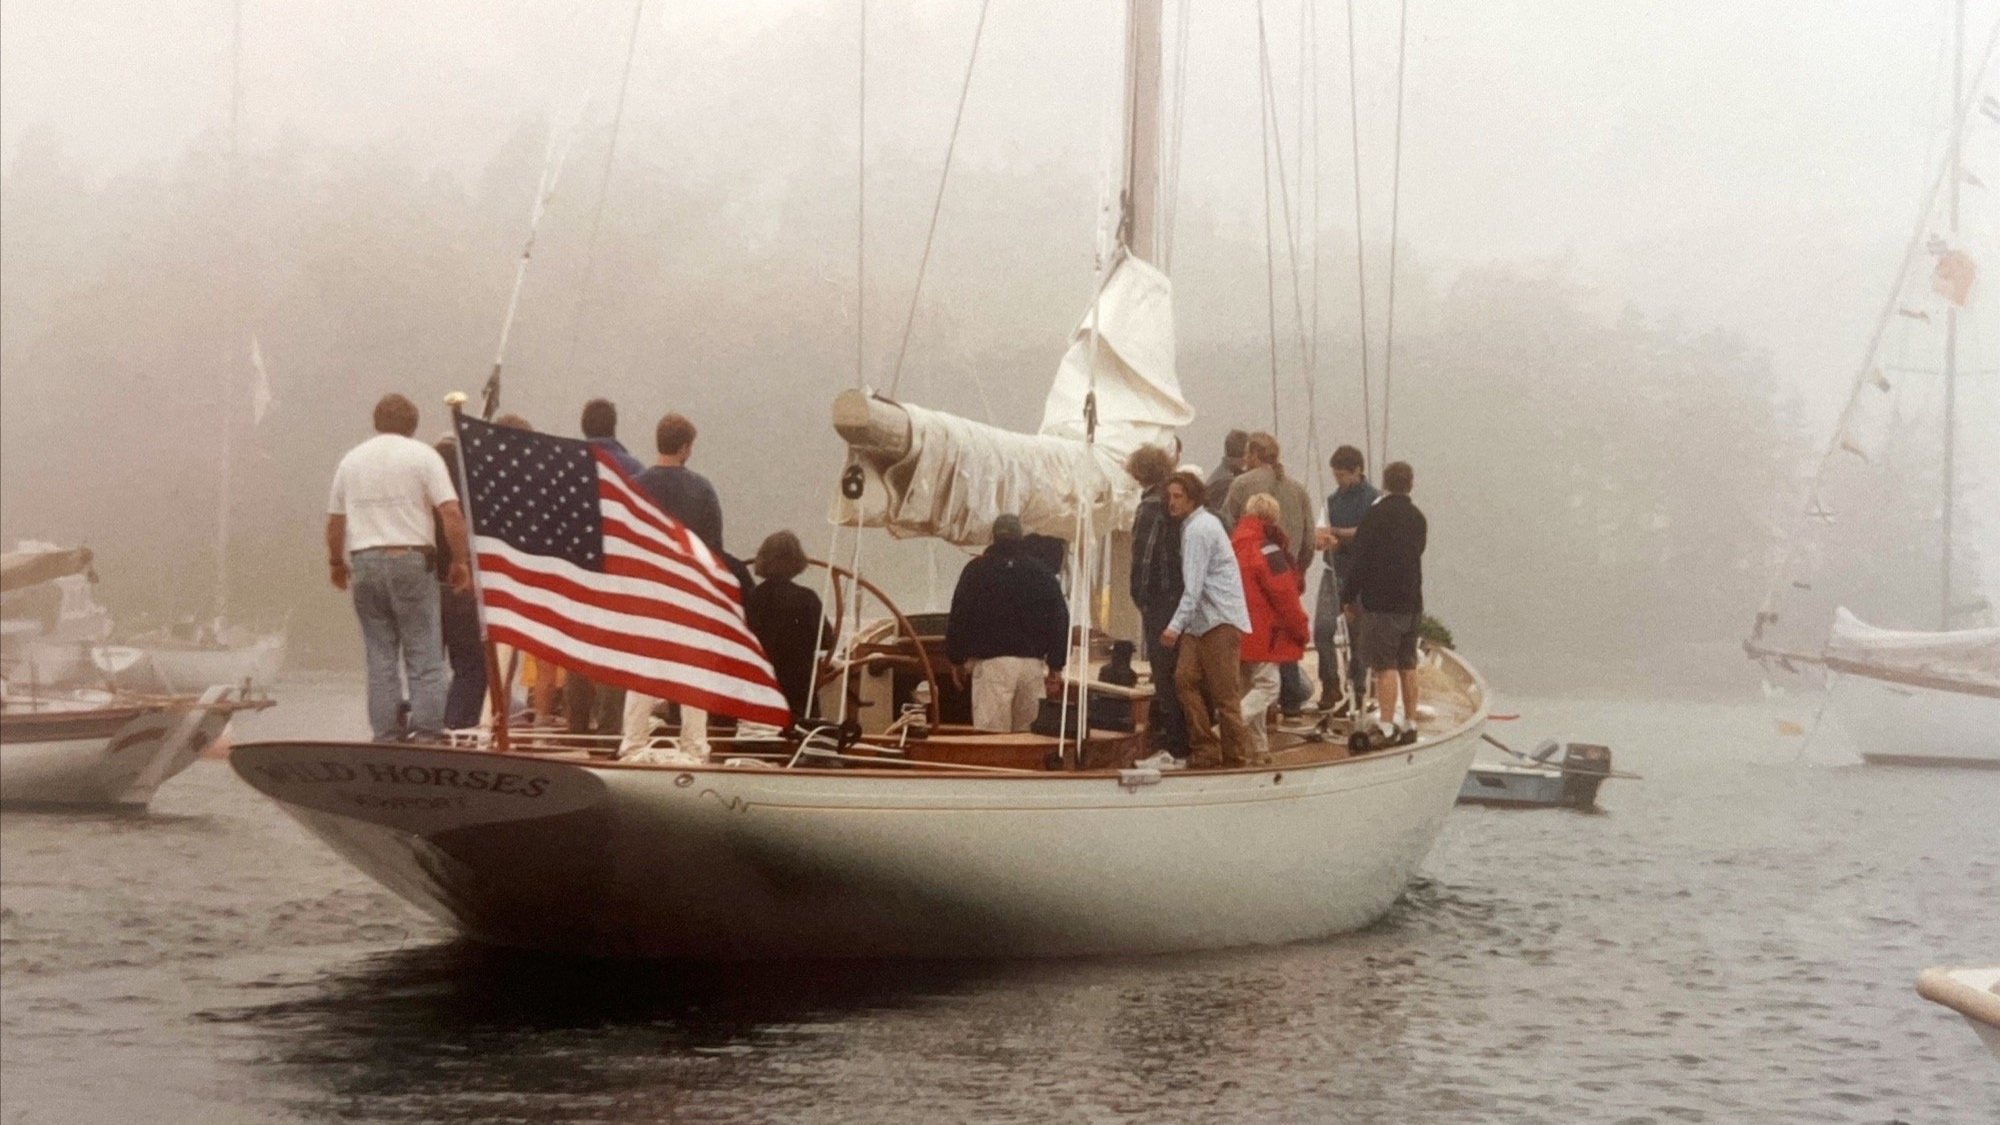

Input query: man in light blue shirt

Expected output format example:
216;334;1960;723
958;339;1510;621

1159;471;1257;768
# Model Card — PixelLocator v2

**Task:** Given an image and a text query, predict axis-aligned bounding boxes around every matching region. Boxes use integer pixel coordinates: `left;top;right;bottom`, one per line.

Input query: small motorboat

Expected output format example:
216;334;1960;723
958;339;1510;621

1917;966;2000;1066
1457;735;1634;810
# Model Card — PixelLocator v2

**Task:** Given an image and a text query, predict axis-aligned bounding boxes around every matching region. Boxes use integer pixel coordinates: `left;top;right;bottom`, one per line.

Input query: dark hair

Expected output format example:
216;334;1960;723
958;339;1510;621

494;412;533;431
1247;431;1284;479
656;412;697;455
1124;444;1175;488
753;530;809;581
1222;429;1249;459
1166;470;1207;508
1383;461;1414;494
373;393;419;436
580;398;618;439
1330;444;1365;473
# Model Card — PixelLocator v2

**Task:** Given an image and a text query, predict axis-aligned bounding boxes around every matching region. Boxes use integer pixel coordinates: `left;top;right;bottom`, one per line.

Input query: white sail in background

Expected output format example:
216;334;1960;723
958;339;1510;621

838;255;1191;545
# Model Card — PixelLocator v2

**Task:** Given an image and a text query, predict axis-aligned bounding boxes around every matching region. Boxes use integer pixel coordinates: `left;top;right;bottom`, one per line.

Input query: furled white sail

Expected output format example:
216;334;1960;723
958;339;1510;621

838;256;1192;545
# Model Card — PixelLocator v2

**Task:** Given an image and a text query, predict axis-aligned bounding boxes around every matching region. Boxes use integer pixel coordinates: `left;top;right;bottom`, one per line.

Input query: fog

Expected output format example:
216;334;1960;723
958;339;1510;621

3;0;1995;692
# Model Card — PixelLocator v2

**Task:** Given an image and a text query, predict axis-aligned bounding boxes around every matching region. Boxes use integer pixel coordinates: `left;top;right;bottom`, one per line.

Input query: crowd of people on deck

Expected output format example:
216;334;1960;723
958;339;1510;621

942;427;1429;769
324;393;825;762
1127;431;1428;767
325;393;1427;771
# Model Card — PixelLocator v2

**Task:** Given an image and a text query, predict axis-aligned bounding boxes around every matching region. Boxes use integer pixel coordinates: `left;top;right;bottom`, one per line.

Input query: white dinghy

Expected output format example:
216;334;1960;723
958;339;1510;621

1917;966;2000;1066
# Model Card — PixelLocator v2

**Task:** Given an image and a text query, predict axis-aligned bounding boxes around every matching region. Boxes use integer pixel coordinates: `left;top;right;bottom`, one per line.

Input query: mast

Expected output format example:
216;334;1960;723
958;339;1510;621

1122;0;1163;265
1941;0;1963;630
214;0;244;621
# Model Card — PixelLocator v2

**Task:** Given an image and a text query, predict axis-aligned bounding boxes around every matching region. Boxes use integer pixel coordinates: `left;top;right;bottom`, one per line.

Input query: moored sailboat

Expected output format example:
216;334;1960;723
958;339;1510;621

231;0;1487;959
1747;10;2000;767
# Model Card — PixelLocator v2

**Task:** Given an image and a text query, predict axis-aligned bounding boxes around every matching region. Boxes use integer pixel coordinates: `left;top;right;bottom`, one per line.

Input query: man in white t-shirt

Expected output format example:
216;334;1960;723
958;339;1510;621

325;393;472;741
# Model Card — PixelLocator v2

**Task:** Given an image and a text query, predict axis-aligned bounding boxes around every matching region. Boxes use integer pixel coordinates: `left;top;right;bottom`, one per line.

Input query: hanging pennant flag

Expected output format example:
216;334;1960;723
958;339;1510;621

1866;367;1891;392
1933;250;1977;307
249;335;274;424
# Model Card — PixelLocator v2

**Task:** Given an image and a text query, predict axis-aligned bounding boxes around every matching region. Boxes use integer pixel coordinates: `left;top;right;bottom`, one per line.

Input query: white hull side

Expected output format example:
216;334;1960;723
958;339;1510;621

1829;672;2000;768
1917;967;2000;1066
233;726;1482;960
1;706;234;807
142;633;286;693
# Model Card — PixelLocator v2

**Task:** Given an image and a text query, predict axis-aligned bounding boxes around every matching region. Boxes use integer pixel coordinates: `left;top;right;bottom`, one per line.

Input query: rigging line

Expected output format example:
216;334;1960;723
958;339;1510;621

855;0;868;391
1342;0;1375;468
1308;0;1327;495
1258;0;1283;430
561;0;649;380
1255;4;1316;443
483;103;591;419
1755;16;1999;631
1378;0;1410;462
886;0;995;397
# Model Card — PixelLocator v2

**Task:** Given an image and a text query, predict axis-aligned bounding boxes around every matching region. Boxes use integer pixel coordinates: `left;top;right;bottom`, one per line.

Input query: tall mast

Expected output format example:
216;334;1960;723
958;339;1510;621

1941;0;1963;630
1121;0;1163;264
215;0;244;621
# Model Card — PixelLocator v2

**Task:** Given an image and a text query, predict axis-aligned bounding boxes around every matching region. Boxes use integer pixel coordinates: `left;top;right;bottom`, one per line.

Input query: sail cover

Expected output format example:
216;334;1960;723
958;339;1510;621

839;256;1193;545
0;545;95;594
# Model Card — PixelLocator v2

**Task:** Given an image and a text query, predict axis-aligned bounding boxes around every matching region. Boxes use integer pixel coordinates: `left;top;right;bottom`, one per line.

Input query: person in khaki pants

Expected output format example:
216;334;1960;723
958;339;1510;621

1157;472;1257;768
945;514;1070;732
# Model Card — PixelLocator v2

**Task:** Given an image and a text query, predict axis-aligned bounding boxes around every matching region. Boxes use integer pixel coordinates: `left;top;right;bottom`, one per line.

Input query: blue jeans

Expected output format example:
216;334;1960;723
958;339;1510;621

440;585;486;730
351;550;446;741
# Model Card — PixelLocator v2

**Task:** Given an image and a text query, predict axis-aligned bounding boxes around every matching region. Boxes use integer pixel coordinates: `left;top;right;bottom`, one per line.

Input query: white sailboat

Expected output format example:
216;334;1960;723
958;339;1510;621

229;0;1487;959
132;1;289;695
1748;11;2000;768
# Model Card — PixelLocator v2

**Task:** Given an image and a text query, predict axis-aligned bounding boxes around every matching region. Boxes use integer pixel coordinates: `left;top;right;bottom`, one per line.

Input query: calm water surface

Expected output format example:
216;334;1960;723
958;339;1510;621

2;675;1995;1123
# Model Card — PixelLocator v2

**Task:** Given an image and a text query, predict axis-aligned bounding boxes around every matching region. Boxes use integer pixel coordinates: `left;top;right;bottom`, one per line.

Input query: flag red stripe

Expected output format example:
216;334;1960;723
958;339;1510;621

593;471;736;586
478;533;754;647
478;555;767;673
486;621;791;728
483;590;778;697
598;519;743;619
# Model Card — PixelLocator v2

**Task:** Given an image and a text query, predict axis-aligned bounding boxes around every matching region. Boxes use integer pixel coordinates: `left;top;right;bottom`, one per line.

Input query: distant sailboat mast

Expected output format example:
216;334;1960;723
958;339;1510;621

214;0;245;621
1941;0;1964;630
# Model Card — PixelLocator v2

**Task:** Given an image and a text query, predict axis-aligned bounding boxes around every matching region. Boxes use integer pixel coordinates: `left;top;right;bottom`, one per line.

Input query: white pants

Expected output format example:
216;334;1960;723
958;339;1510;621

620;693;709;759
1240;661;1280;757
971;656;1046;732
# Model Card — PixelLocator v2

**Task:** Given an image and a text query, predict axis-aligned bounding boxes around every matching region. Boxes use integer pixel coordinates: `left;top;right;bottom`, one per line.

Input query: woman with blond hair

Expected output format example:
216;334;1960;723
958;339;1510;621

1231;493;1311;758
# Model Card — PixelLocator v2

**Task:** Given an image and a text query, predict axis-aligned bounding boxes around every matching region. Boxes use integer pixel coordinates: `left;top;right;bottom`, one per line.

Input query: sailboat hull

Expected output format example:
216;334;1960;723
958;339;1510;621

138;631;287;692
1829;671;2000;769
231;720;1481;959
1;697;237;807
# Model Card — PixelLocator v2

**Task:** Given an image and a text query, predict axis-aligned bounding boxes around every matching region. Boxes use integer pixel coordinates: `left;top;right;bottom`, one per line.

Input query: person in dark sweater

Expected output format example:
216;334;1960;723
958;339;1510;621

945;514;1069;732
745;530;827;726
621;411;725;761
1126;444;1187;757
1340;460;1427;744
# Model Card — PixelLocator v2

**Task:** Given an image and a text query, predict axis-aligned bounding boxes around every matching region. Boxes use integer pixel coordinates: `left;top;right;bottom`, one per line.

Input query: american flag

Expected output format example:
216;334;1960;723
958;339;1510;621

453;414;792;728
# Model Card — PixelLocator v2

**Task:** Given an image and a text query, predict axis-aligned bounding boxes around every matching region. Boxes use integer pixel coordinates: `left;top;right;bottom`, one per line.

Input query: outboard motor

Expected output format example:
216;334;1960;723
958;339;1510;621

1559;742;1613;808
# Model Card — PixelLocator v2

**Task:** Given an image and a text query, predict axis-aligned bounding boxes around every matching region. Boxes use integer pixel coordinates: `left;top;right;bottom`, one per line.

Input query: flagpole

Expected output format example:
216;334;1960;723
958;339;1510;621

446;392;511;754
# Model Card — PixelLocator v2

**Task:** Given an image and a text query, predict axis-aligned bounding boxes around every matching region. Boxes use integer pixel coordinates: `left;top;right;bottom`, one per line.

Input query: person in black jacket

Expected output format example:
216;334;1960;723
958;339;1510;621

946;514;1069;732
1125;444;1188;758
1340;460;1427;743
744;531;827;726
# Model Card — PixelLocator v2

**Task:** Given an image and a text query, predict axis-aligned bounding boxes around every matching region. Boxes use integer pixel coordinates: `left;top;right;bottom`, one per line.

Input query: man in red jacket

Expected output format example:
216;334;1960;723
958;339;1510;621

1232;493;1311;759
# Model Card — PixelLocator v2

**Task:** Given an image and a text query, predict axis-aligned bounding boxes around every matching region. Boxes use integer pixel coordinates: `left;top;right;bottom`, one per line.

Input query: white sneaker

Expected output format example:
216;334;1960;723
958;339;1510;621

1135;750;1185;771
